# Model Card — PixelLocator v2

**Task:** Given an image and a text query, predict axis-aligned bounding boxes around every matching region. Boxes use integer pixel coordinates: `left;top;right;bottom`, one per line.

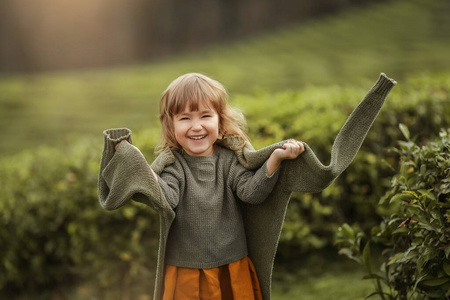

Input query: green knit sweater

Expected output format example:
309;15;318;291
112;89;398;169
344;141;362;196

160;146;280;269
98;73;396;300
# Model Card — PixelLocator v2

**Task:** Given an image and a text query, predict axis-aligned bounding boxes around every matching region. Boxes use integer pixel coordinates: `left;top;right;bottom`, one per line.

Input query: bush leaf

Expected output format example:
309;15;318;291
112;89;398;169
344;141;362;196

420;278;449;287
443;262;450;276
399;123;410;140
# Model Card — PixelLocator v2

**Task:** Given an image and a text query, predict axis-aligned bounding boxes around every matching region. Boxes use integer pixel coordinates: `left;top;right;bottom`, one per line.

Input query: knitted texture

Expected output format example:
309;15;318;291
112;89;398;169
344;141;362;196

98;73;396;300
160;146;280;269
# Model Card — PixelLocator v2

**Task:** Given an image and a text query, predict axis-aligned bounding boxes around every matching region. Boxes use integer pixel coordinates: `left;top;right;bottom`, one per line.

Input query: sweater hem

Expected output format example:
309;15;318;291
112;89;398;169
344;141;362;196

165;252;248;269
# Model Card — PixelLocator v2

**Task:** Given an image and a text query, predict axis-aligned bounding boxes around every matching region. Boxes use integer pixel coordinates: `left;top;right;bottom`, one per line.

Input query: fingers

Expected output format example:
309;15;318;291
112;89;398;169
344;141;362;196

115;140;129;150
281;140;305;158
283;140;304;152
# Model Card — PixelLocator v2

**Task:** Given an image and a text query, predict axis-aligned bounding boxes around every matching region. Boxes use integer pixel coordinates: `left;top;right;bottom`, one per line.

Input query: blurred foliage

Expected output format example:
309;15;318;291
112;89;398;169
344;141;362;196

1;72;449;298
1;0;450;154
0;138;160;299
336;127;450;299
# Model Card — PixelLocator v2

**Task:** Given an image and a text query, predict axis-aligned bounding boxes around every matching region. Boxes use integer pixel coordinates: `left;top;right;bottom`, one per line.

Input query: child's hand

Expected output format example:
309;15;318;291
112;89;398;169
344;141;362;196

267;140;304;176
115;140;129;150
273;140;305;160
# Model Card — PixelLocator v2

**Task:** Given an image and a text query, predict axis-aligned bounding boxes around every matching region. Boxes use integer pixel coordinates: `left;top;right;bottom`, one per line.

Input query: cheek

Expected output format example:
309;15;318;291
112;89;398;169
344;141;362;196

176;127;185;136
173;123;185;141
212;117;220;134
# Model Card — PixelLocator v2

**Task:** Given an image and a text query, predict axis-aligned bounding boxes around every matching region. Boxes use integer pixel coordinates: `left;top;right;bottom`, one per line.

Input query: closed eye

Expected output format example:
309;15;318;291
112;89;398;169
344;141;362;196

202;115;212;118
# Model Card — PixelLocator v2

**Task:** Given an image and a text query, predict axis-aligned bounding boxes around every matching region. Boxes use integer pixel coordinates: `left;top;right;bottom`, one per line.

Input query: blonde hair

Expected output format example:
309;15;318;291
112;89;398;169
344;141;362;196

156;73;248;153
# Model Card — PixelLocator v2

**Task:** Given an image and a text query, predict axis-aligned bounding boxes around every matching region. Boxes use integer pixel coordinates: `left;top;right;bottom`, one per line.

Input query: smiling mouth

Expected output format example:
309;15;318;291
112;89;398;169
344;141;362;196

189;135;206;140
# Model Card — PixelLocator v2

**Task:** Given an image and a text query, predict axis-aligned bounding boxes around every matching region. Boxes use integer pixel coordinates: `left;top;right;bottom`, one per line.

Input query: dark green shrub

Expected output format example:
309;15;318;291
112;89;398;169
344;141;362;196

336;126;450;299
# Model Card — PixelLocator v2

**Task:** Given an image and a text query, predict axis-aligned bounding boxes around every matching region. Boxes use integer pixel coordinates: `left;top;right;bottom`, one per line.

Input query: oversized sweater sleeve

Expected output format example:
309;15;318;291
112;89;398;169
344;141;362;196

97;128;166;212
233;160;281;205
158;160;185;209
282;73;396;193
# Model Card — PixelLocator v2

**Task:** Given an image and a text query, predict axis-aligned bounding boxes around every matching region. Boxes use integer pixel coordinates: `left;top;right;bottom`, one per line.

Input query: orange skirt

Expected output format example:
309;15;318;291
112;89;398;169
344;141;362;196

162;256;263;300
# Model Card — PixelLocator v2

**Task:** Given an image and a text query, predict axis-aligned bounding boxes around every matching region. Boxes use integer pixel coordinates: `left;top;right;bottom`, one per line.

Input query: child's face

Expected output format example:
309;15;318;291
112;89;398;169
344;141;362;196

173;103;219;156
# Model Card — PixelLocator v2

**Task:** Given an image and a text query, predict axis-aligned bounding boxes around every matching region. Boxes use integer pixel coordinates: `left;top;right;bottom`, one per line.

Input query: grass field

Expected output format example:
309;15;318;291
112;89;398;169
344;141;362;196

270;254;376;300
1;0;449;155
272;270;373;300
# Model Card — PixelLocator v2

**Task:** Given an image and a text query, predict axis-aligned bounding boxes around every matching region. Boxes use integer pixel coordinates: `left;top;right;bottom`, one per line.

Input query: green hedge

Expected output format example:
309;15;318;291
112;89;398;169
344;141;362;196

1;73;449;297
336;127;450;299
0;139;160;298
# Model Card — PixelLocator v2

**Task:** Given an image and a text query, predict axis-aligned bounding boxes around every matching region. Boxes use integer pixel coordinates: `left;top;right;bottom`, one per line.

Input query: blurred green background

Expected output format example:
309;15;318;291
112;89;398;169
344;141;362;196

1;0;450;299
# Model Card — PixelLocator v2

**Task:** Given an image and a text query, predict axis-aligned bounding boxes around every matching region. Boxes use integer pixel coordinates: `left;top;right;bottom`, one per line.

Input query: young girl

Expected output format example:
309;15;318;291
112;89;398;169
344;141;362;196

98;72;396;300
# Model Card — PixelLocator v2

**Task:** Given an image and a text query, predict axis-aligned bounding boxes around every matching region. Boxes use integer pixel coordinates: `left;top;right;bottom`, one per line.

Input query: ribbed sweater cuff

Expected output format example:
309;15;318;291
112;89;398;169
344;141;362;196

370;73;397;97
103;128;132;153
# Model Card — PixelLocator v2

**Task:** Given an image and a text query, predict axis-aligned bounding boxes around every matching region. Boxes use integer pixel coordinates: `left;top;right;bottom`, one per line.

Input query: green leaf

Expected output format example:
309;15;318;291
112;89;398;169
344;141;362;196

340;223;355;239
428;176;436;184
417;255;427;273
444;262;450;276
418;189;431;196
387;252;405;265
393;227;408;234
362;273;386;281
445;245;450;259
399;123;410;140
420;278;449;287
420;164;427;175
338;247;361;264
364;292;392;300
427;192;437;201
390;192;415;204
362;242;372;273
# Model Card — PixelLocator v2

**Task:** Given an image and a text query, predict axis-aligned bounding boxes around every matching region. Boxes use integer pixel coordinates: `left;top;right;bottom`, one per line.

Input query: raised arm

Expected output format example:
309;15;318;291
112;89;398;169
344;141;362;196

283;73;396;193
97;128;167;212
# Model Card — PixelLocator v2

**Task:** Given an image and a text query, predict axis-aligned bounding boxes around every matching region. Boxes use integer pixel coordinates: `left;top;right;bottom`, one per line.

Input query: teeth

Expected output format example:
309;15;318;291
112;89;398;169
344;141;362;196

190;136;205;140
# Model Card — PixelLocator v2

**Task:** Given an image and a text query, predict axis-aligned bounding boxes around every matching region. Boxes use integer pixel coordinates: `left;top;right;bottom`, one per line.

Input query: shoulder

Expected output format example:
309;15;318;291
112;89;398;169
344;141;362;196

159;151;187;183
215;145;248;175
151;147;177;174
163;150;185;171
216;145;240;163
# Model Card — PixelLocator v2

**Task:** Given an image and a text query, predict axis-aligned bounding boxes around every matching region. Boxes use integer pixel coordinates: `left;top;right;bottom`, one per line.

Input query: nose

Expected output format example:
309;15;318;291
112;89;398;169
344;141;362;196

191;120;203;131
